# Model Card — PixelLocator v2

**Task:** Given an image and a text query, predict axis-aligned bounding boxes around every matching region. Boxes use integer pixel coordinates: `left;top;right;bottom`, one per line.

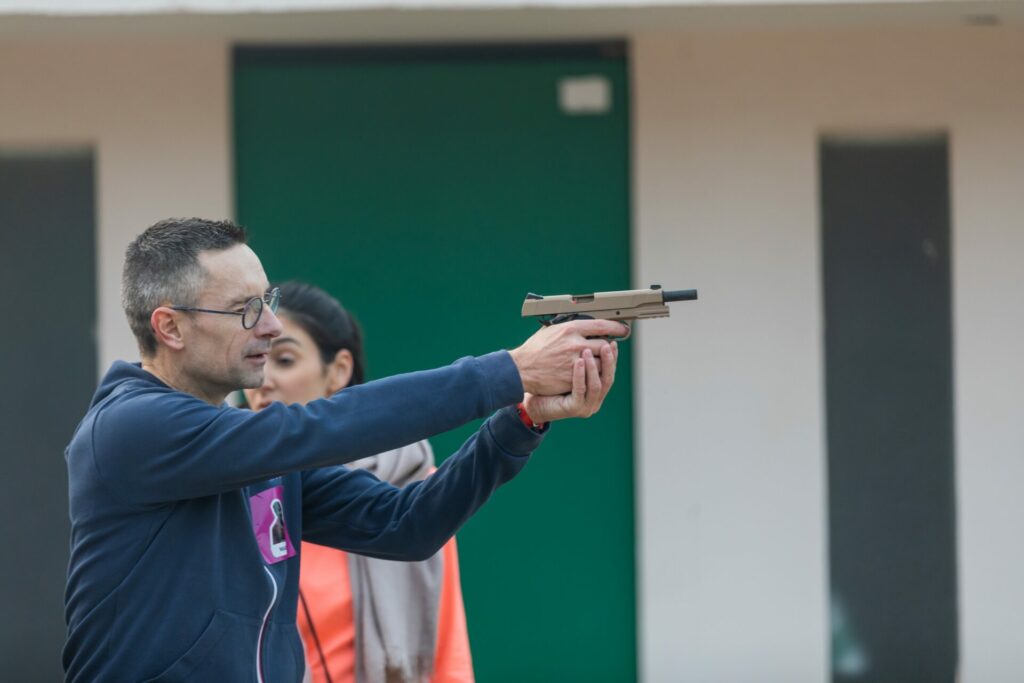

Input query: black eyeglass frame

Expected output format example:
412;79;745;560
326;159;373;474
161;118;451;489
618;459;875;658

170;287;281;330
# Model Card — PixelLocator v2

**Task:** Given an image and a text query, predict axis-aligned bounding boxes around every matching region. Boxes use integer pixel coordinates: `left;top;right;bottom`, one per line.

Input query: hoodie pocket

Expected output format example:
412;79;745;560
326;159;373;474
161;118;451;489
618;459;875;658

142;609;257;682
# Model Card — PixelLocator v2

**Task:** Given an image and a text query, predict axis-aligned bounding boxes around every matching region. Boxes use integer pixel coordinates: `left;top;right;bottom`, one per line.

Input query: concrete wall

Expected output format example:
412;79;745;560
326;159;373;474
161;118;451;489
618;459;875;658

0;41;231;368
2;24;1022;683
633;26;1024;682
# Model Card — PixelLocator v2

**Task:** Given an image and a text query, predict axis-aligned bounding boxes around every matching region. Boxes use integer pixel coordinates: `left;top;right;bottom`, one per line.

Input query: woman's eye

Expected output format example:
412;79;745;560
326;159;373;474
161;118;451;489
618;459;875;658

275;356;295;367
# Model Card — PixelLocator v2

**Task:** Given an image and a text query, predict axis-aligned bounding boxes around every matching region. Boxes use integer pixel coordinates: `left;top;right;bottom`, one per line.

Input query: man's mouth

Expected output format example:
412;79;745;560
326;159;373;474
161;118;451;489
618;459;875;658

245;350;270;363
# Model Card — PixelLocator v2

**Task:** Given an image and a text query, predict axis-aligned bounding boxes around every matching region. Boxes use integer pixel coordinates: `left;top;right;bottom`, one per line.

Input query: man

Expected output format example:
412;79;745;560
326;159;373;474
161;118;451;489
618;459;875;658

64;218;624;682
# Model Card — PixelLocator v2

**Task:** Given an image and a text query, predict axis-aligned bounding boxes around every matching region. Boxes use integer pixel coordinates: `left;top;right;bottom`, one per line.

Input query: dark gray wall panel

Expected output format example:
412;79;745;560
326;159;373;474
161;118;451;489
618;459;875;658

822;136;958;683
0;151;96;680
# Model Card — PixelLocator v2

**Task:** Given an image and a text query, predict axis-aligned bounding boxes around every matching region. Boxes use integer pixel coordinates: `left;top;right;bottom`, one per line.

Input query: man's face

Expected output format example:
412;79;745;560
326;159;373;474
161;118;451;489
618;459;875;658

176;244;282;398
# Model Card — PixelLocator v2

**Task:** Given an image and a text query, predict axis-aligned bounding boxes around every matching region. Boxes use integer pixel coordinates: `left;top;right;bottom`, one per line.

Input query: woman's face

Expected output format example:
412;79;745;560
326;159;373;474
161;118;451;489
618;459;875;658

243;315;351;411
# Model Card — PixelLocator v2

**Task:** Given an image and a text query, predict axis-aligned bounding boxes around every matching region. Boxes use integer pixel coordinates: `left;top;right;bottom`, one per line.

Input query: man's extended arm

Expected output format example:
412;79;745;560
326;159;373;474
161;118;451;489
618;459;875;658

89;319;623;506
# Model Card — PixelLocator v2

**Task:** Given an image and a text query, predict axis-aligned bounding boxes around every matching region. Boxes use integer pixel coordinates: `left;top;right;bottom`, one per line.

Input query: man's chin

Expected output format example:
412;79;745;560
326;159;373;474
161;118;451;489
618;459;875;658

237;368;265;390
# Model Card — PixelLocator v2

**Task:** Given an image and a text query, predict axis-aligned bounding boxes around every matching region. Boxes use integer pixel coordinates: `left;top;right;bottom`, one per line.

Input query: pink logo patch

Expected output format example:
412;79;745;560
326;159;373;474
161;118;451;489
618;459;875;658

248;485;296;564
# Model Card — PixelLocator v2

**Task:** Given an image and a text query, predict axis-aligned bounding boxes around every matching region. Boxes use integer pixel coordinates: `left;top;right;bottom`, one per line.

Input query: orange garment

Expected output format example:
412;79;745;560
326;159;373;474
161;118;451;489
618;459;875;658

297;537;474;683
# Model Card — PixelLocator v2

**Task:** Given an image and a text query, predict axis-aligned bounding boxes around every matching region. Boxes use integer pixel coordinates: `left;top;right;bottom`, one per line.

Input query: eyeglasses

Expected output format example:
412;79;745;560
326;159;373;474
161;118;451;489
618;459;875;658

170;287;281;330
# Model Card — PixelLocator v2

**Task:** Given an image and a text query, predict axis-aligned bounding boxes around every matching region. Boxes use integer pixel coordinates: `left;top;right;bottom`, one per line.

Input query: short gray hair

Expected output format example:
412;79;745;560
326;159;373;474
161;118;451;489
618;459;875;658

122;218;248;357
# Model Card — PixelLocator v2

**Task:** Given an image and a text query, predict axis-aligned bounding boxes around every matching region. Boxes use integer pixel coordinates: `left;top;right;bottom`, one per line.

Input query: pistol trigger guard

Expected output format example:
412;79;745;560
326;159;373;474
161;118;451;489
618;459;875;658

549;313;592;326
611;322;632;342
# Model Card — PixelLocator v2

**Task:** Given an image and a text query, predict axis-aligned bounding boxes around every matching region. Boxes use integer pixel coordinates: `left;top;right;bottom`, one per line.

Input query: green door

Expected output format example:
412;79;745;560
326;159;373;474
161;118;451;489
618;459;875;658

234;45;634;682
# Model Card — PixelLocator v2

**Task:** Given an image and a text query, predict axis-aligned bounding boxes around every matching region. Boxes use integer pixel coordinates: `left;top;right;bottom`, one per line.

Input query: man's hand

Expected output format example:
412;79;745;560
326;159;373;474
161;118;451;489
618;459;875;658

509;319;628;396
522;342;618;423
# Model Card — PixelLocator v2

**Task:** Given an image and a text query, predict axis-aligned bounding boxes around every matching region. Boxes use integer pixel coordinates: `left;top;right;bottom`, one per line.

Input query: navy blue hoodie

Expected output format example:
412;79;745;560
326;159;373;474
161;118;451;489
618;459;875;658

64;351;540;682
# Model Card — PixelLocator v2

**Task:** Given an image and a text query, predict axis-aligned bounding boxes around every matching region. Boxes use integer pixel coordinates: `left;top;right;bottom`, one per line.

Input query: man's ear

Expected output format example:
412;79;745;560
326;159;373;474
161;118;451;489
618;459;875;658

325;349;354;393
150;307;187;352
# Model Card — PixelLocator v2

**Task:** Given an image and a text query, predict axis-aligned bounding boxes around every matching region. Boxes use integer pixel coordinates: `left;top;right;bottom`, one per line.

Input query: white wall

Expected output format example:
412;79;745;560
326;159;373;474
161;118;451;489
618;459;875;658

0;0;981;12
0;41;231;369
633;26;1024;683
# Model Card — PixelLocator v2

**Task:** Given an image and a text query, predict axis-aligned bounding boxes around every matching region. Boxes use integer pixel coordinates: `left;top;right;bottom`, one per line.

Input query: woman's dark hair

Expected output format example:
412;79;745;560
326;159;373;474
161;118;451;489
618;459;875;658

275;281;366;387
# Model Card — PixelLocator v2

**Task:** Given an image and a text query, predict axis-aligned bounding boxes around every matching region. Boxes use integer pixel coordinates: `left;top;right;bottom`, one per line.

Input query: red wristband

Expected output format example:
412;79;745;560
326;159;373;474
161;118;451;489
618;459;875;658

517;402;547;431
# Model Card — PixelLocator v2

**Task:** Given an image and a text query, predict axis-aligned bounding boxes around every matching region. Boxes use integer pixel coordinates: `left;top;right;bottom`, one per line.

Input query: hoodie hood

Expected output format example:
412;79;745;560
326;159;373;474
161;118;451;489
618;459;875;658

88;360;166;409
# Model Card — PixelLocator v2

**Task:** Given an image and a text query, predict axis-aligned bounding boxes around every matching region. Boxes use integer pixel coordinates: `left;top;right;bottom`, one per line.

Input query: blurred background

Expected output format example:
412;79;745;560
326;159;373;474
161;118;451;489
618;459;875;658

1;1;1022;681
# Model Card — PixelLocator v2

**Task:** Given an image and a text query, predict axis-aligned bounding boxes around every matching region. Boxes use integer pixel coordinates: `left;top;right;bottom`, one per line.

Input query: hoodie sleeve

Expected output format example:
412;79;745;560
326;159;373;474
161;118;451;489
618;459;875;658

90;352;523;505
300;406;542;560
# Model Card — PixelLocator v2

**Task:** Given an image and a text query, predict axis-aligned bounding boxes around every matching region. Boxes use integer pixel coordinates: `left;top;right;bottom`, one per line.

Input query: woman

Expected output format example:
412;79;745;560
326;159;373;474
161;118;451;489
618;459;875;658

244;281;474;683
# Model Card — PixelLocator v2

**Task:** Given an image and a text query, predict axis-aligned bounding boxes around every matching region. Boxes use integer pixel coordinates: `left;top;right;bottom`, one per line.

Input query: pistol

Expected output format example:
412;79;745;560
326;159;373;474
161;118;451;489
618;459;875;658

521;284;698;340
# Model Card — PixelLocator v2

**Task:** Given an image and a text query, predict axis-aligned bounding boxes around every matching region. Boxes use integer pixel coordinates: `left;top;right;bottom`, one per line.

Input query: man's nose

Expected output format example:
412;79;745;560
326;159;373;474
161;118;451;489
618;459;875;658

256;304;284;338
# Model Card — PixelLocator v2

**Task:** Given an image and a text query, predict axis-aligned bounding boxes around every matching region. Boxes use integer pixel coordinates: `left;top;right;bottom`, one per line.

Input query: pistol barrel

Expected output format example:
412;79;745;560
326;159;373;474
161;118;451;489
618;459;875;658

662;289;698;302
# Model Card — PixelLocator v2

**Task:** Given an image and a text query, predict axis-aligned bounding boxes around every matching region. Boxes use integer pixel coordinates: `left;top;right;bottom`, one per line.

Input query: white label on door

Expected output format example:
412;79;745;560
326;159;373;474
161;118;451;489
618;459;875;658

558;76;611;115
